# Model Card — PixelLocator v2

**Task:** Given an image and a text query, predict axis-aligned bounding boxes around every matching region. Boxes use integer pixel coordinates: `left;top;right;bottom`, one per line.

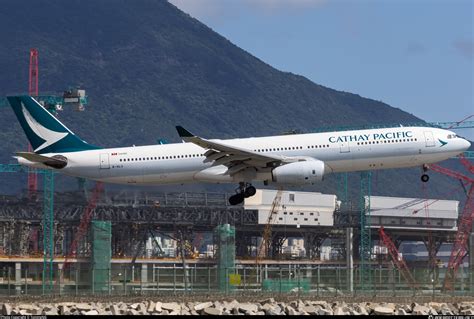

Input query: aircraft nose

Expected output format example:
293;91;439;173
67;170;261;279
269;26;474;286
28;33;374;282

461;138;471;151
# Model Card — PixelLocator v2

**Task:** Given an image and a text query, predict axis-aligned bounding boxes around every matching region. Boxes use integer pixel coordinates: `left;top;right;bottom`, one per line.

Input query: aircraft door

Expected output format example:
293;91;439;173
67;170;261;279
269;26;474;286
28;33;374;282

423;131;435;147
339;141;350;153
99;153;110;169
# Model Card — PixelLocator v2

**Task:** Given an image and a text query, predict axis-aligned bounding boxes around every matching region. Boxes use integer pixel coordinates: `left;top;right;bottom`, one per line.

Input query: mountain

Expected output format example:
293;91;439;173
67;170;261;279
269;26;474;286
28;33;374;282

0;0;468;203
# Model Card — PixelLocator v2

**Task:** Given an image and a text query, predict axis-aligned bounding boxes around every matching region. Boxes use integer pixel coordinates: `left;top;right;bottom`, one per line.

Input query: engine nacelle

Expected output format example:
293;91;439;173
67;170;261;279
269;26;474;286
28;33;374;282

272;160;325;185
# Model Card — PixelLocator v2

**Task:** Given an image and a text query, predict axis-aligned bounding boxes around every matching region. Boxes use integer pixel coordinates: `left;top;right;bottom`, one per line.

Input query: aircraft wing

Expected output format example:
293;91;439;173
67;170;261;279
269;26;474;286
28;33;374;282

176;126;296;176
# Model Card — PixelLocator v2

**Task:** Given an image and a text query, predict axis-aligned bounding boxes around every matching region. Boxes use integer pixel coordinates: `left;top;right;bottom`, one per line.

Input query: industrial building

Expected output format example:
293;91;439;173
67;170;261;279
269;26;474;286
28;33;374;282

0;183;471;295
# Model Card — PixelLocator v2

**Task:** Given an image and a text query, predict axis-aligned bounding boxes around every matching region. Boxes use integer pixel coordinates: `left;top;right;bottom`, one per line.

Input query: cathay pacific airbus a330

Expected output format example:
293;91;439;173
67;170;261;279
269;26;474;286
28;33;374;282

7;96;471;205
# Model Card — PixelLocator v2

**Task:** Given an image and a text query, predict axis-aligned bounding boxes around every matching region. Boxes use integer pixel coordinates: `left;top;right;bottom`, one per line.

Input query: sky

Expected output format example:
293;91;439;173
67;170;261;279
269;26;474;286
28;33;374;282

169;0;474;140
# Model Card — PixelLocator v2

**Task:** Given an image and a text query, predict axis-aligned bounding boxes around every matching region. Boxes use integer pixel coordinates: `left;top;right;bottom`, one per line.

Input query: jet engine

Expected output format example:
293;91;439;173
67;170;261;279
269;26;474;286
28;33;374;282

271;160;325;185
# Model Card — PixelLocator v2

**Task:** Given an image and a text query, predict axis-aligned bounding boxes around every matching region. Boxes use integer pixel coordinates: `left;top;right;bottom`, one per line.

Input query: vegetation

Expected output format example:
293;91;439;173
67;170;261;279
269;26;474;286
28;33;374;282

0;0;468;202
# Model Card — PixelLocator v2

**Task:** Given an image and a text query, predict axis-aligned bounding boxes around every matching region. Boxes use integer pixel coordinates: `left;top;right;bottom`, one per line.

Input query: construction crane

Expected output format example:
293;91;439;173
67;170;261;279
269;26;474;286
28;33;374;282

427;154;474;291
63;182;104;270
378;226;418;289
256;188;283;263
27;48;39;198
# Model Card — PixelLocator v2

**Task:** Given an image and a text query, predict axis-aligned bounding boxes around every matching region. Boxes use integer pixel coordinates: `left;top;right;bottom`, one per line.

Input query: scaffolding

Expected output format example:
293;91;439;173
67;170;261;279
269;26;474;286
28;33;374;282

91;220;112;293
214;224;236;291
359;171;372;290
42;170;54;294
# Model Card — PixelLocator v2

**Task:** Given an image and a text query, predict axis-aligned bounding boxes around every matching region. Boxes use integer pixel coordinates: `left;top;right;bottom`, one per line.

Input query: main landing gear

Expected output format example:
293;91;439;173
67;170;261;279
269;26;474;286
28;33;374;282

421;164;430;183
228;183;256;205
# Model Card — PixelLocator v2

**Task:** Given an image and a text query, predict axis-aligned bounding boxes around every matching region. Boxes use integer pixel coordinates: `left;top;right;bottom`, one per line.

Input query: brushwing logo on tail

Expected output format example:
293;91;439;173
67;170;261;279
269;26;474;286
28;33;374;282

21;103;68;152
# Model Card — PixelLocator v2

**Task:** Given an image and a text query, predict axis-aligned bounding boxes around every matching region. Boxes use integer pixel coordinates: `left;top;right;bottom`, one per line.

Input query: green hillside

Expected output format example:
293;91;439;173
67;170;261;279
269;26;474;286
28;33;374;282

0;0;468;202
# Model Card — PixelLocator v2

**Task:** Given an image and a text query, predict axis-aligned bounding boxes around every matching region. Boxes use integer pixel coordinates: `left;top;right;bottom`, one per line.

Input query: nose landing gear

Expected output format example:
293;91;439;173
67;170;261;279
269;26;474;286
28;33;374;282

228;183;256;205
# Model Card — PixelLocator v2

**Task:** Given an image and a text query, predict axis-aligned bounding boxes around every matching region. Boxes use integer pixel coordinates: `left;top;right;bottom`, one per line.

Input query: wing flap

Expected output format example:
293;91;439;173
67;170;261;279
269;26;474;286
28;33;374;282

175;126;308;178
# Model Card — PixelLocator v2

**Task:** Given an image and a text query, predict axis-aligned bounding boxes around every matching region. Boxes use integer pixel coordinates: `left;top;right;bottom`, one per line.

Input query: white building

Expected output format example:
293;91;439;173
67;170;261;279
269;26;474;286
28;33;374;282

244;189;337;227
367;196;459;231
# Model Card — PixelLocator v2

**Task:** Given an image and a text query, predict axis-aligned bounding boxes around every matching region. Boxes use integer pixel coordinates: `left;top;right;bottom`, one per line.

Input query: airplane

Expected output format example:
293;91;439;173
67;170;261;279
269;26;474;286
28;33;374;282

6;96;471;205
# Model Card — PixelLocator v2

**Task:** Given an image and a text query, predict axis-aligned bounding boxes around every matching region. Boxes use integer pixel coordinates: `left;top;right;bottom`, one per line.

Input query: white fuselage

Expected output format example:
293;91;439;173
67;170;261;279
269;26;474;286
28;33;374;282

19;126;470;185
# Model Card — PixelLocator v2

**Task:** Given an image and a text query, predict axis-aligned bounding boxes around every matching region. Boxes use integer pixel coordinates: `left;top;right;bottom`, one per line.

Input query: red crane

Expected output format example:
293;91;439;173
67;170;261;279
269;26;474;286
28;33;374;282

63;182;104;269
428;155;474;291
378;226;418;289
27;49;39;198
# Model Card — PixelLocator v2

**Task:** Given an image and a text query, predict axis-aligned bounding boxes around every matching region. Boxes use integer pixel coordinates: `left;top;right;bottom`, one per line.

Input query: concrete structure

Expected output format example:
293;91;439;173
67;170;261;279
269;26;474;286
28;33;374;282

245;189;336;227
368;196;459;231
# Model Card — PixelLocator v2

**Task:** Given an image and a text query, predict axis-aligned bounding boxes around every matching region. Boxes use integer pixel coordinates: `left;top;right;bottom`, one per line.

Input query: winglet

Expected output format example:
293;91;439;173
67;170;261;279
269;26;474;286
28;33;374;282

176;126;194;138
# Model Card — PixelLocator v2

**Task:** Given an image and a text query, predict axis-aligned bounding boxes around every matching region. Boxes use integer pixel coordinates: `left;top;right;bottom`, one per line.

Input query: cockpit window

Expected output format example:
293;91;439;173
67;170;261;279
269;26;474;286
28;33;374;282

447;134;458;139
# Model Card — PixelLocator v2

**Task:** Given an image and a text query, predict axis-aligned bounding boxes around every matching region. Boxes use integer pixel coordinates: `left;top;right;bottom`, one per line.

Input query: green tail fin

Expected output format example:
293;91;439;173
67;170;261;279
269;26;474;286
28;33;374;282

7;96;101;154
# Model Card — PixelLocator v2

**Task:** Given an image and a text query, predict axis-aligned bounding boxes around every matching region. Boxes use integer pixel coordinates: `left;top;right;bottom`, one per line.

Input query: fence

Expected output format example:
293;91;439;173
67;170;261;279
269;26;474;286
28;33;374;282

0;263;473;297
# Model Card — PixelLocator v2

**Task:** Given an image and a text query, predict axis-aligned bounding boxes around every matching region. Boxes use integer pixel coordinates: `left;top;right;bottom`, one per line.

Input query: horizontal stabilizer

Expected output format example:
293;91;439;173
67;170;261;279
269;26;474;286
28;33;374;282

16;152;68;169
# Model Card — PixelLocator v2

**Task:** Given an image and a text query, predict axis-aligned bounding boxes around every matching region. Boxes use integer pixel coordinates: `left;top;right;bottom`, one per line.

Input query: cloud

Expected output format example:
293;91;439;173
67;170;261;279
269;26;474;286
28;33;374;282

169;0;327;20
453;40;474;60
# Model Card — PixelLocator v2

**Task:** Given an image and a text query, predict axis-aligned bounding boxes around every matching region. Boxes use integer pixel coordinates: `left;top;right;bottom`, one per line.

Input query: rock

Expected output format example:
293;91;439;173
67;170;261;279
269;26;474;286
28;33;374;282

239;303;258;313
111;304;121;315
162;302;180;312
147;301;156;313
286;306;299;316
429;308;439;315
18;304;38;311
317;308;333;315
190;310;199;315
355;304;369;315
137;303;148;315
130;303;139;309
256;311;265;315
224;300;239;311
19;304;39;315
204;307;223;315
460;303;473;311
194;302;214;311
76;303;93;311
429;302;443;311
397;309;407;315
413;305;430;315
266;308;282;315
43;308;59;316
302;306;318;315
84;310;99;316
349;310;360;316
441;308;454;315
374;306;394;315
58;305;71;315
461;309;474;315
260;298;275;305
155;302;162;312
312;301;328;307
161;310;169;315
334;307;349;315
400;304;412;313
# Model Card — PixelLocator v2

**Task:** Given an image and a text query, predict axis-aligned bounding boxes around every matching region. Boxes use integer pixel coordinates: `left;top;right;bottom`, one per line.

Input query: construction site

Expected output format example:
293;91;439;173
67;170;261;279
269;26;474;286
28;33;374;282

0;49;474;299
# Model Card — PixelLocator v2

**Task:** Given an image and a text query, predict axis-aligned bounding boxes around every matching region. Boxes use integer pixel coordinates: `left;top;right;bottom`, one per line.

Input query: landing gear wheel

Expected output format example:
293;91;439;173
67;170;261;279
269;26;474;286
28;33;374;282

244;186;256;198
229;193;245;205
421;174;430;183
